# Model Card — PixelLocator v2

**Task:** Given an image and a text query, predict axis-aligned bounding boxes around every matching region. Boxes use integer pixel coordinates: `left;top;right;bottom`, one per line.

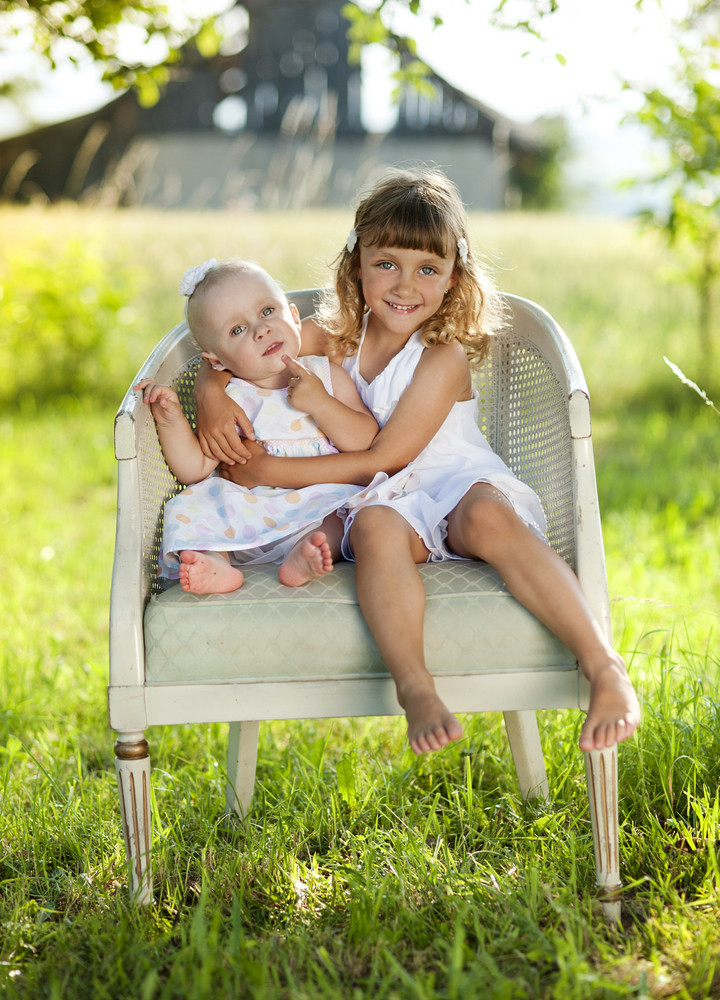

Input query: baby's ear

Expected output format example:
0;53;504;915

201;351;225;371
288;302;302;328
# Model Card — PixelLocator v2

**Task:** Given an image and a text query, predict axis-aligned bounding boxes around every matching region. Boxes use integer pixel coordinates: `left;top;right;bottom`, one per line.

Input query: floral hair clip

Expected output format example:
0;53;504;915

180;258;217;296
346;228;358;253
457;237;468;264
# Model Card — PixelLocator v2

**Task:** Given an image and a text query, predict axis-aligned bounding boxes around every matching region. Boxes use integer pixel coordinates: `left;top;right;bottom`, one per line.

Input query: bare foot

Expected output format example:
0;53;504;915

578;653;641;751
178;550;244;594
399;682;464;754
278;531;334;587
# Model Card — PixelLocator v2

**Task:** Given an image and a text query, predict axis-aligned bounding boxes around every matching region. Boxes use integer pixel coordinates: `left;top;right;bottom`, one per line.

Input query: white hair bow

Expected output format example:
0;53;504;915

180;258;218;296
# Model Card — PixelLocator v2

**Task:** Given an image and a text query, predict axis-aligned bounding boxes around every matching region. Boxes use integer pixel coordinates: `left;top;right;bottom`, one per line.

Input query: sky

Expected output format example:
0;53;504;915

358;0;692;211
368;0;689;125
0;0;694;211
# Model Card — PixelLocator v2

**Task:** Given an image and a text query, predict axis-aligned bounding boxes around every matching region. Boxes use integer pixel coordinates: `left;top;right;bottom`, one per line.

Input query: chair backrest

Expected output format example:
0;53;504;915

114;290;584;611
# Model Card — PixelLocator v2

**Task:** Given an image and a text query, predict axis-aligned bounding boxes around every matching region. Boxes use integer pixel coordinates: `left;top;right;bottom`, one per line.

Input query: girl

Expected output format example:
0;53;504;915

135;258;377;594
196;170;641;756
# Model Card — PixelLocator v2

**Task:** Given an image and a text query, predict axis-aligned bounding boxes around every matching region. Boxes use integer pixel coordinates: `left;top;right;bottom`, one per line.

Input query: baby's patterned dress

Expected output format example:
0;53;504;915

160;356;363;578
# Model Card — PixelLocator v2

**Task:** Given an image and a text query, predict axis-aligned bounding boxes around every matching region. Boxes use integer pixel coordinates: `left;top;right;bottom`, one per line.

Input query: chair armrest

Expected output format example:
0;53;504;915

109;450;147;697
110;320;199;701
505;295;610;639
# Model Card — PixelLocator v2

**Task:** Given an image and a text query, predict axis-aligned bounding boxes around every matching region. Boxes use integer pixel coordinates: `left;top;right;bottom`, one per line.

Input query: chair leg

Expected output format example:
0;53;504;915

503;710;549;801
225;721;259;821
584;745;621;922
114;732;153;905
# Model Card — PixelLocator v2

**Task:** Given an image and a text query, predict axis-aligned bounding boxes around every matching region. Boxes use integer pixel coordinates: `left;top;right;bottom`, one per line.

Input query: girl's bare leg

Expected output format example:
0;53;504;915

179;550;244;594
446;485;640;751
349;505;463;754
278;513;344;587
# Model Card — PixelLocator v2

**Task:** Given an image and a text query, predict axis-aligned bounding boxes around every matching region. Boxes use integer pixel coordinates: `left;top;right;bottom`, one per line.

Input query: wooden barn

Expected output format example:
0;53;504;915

0;0;544;210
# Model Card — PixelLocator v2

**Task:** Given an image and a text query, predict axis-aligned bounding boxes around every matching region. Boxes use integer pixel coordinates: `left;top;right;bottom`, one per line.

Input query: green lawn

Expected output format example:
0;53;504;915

1;207;719;999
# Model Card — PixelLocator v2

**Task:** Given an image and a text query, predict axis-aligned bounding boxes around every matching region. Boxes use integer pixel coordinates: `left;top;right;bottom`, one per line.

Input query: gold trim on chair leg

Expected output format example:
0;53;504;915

115;733;153;905
584;745;621;923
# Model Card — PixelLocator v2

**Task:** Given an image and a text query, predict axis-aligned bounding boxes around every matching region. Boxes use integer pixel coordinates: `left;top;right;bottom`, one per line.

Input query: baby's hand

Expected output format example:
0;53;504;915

134;379;183;423
283;355;328;414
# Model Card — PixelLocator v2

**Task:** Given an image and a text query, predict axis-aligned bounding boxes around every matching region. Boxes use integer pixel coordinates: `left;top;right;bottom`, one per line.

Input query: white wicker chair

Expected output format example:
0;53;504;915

109;291;622;919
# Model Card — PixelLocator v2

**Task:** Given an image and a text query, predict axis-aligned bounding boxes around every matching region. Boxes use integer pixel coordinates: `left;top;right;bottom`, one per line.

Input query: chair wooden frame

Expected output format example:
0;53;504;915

109;291;622;920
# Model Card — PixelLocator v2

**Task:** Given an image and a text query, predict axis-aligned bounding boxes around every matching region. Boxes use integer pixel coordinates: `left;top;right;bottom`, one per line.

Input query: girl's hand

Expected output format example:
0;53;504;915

197;408;255;466
284;355;329;414
194;362;255;465
134;379;183;424
217;439;273;489
196;393;256;466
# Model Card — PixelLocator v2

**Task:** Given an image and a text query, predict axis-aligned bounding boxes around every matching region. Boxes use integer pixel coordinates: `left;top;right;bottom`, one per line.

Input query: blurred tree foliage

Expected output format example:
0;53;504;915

0;1;560;104
0;0;222;106
0;235;142;406
509;116;568;209
625;9;720;360
342;0;562;93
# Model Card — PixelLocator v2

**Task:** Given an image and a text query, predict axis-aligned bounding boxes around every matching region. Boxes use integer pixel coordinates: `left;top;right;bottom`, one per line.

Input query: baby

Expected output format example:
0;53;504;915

135;258;377;594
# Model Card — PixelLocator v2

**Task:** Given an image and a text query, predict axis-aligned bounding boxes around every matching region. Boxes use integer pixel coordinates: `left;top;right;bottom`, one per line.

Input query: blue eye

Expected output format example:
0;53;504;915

420;266;436;275
378;261;394;270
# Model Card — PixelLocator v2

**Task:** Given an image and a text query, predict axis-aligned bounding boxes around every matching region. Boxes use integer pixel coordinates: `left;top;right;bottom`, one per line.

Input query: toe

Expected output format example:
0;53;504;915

578;720;595;752
447;718;464;741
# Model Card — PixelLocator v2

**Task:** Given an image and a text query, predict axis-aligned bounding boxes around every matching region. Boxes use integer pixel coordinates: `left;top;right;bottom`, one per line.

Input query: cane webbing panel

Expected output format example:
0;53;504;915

136;355;202;598
475;336;574;565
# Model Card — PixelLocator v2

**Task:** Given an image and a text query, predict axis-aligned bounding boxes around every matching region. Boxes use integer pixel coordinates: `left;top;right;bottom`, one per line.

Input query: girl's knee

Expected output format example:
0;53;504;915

349;505;395;546
350;505;421;557
455;494;523;558
466;494;516;533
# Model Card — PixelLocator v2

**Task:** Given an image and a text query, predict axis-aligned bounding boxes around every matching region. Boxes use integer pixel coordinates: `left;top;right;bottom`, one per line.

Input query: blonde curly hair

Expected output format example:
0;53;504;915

317;168;506;366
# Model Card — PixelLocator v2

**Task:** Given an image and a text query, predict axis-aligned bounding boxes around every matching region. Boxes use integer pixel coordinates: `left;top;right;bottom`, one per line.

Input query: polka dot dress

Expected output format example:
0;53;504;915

160;356;363;577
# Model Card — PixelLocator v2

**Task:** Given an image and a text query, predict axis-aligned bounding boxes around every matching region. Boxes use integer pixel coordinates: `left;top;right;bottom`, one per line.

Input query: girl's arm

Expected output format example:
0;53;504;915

283;355;378;451
193;316;328;464
135;379;219;485
221;341;471;489
194;362;255;465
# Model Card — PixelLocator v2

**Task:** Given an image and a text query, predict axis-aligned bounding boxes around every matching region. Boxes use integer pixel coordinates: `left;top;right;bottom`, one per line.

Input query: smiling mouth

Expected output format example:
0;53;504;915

386;302;419;313
263;341;283;356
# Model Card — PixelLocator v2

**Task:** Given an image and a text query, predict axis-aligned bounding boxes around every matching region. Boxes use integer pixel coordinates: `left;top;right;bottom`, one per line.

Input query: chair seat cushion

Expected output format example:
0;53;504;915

144;562;576;685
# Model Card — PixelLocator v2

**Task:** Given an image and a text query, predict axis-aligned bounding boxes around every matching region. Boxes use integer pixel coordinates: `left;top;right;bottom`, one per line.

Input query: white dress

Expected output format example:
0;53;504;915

160;356;363;578
340;321;547;561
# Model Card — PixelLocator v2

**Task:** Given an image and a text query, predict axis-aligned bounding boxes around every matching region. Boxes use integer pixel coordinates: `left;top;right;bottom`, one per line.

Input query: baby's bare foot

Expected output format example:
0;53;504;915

579;654;641;751
278;531;333;587
400;684;464;754
179;550;244;594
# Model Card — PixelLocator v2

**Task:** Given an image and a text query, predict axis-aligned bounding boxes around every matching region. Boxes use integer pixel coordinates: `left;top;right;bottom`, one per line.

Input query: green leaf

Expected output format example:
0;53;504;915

195;22;222;60
336;752;357;807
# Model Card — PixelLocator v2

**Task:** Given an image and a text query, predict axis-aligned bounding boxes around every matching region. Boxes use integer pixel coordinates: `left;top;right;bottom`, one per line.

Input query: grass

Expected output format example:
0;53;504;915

1;207;719;998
